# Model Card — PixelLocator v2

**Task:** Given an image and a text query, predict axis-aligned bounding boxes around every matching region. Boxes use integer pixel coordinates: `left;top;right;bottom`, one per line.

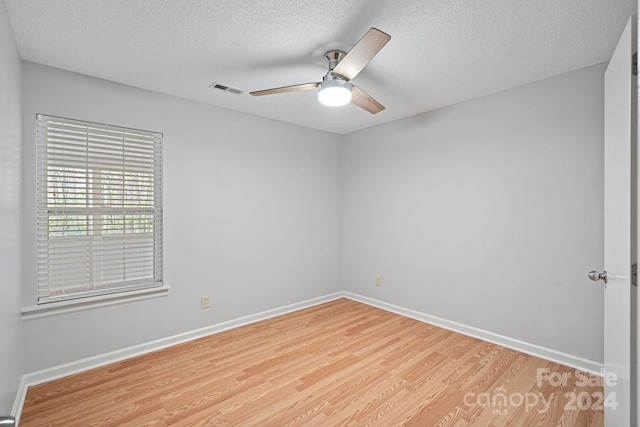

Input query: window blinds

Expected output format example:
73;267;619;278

36;114;163;304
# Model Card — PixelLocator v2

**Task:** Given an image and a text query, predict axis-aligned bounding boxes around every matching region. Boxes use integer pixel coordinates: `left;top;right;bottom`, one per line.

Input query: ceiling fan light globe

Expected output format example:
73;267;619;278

318;81;352;106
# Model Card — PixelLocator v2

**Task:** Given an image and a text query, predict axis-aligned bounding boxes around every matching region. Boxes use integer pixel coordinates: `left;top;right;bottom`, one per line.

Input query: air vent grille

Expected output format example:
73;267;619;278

209;82;243;95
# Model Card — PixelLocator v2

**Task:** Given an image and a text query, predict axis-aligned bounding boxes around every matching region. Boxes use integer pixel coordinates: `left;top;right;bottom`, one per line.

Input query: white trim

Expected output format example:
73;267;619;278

20;292;344;387
11;376;27;426
22;284;171;320
342;292;604;376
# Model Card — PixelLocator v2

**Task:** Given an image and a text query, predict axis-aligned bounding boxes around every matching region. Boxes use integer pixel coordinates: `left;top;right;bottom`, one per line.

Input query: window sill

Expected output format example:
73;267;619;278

22;284;171;320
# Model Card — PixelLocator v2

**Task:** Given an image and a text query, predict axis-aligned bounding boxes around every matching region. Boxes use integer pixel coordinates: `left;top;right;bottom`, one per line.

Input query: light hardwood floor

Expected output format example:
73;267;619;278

20;298;604;426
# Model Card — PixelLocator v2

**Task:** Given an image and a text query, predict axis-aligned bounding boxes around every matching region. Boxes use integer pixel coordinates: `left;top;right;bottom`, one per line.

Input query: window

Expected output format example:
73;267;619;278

36;114;163;304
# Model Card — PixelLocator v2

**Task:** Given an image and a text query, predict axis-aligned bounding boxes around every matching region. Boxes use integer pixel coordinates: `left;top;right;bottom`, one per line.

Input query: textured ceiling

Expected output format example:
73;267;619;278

4;0;636;134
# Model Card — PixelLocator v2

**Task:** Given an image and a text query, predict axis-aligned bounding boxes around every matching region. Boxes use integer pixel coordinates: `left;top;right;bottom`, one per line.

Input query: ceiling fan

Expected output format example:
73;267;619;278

250;28;391;114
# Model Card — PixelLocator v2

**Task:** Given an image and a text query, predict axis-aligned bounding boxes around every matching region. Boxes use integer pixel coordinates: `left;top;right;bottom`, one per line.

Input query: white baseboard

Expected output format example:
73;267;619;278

12;290;603;423
11;375;27;425
20;292;345;389
343;292;604;376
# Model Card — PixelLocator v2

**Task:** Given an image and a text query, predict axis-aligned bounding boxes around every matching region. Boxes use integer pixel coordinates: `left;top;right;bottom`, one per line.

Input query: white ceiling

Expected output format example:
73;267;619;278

4;0;636;134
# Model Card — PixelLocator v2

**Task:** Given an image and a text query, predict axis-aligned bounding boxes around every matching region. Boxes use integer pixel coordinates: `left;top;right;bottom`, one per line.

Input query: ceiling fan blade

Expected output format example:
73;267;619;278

250;83;320;96
351;85;385;114
331;28;391;81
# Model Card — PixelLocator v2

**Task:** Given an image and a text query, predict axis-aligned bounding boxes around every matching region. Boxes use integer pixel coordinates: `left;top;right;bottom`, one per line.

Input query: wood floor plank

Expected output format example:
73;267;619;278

20;298;604;426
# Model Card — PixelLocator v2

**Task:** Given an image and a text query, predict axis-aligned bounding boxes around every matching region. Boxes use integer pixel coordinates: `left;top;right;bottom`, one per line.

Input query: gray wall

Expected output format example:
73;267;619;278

21;62;343;372
343;64;605;363
0;0;23;413
20;60;606;372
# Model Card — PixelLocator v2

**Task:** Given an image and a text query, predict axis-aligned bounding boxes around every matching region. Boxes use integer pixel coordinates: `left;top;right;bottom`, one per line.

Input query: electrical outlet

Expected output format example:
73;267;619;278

376;276;382;287
201;295;210;309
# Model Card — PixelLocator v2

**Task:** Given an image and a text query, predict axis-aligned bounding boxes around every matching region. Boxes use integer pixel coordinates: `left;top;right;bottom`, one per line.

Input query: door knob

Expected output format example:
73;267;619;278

588;271;607;283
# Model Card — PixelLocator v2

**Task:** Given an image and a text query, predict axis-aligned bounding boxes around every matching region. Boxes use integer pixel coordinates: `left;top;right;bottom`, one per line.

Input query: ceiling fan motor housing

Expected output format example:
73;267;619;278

324;50;346;72
318;50;352;106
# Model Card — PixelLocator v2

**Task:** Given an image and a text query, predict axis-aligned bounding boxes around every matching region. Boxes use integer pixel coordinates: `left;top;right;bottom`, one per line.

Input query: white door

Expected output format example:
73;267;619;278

602;16;635;427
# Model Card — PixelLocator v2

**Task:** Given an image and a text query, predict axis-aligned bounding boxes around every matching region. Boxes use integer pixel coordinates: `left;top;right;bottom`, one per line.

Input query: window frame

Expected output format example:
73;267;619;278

35;114;165;306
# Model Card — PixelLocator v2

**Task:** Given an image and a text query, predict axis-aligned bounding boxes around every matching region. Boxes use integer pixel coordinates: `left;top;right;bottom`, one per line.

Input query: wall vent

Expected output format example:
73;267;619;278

209;82;243;95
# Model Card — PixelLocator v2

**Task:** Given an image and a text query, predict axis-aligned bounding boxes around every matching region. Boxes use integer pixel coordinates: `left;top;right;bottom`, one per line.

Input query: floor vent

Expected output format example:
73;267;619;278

209;82;243;95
